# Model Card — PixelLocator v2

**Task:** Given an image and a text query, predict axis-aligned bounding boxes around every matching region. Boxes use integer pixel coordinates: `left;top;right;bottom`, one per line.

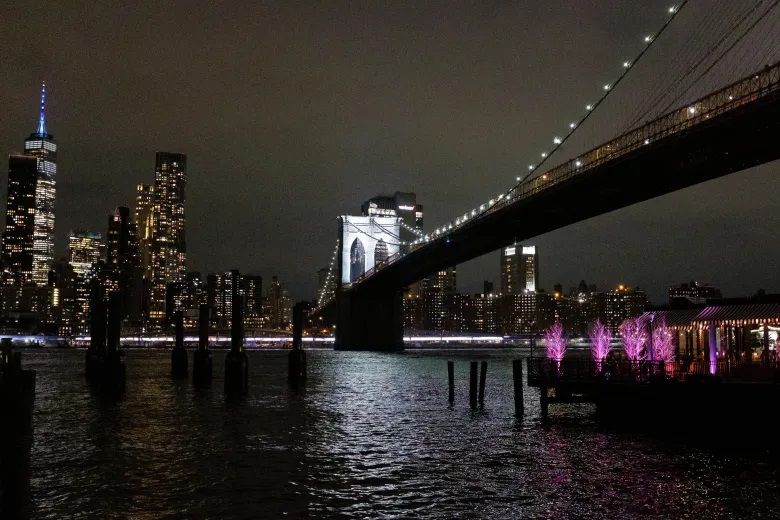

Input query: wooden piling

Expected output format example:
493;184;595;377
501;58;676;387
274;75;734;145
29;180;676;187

447;361;454;404
193;304;213;385
540;383;549;417
225;288;249;396
171;311;188;378
288;302;307;384
469;361;478;409
478;361;487;406
513;359;524;416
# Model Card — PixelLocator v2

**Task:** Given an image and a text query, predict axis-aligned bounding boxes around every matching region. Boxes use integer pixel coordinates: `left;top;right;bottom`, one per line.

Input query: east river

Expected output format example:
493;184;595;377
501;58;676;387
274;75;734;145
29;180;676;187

18;348;780;518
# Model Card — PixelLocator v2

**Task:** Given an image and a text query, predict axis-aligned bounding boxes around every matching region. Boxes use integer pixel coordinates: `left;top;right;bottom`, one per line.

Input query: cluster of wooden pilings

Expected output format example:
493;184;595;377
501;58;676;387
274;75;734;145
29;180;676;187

170;304;214;387
167;295;307;393
0;339;35;517
446;359;525;415
85;283;125;396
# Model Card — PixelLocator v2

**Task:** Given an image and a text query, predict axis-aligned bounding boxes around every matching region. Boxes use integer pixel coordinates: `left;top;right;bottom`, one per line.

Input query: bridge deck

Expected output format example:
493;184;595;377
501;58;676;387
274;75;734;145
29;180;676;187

327;62;780;298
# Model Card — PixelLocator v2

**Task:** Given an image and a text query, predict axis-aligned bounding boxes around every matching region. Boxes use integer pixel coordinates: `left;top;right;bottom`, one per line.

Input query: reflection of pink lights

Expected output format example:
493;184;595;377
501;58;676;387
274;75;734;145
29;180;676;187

545;321;567;360
590;320;612;365
652;319;676;362
619;317;646;361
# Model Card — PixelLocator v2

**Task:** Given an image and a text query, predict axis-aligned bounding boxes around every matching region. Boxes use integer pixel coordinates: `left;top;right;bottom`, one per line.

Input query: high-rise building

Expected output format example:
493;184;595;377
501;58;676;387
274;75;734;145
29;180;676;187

420;267;457;330
67;230;102;335
361;191;423;239
266;276;292;329
68;230;102;278
150;152;186;323
471;293;501;333
106;206;142;320
592;285;649;334
360;191;431;296
106;207;137;267
500;244;538;294
49;258;78;335
207;270;238;328
430;268;457;293
242;274;263;329
2;83;57;286
135;184;154;272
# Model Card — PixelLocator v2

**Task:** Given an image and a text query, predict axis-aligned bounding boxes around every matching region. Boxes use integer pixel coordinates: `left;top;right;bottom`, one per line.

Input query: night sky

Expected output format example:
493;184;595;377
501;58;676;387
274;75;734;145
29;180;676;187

1;1;778;303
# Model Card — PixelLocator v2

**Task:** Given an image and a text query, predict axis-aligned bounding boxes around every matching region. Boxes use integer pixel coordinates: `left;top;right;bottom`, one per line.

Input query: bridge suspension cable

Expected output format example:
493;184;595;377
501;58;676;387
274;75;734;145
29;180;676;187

332;0;780;289
316;240;340;308
517;1;691;187
624;0;780;132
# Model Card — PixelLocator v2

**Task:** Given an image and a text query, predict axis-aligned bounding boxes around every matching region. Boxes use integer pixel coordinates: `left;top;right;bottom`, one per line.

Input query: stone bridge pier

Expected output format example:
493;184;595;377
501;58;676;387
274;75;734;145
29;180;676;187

335;289;404;351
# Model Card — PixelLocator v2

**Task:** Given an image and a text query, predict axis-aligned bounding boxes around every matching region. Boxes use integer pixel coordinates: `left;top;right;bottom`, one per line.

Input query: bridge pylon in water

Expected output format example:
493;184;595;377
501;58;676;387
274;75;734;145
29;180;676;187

334;288;404;351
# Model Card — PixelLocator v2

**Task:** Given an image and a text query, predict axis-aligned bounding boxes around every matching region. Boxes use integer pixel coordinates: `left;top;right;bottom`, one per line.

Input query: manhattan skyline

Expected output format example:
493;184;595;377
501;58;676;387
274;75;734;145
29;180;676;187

2;1;779;303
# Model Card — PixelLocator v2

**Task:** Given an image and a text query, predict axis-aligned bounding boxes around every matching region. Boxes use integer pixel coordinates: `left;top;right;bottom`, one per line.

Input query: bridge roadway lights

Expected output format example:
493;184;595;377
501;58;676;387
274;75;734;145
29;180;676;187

334;289;404;351
225;293;249;395
193;304;213;386
0;339;35;517
171;311;188;379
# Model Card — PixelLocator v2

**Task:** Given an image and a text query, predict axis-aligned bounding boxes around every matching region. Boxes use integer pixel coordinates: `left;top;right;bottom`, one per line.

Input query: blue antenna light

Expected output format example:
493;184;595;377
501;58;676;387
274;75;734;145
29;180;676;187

36;81;47;136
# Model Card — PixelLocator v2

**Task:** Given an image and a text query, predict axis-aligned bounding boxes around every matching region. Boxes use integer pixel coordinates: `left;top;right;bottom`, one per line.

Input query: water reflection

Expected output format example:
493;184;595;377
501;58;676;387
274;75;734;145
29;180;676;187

20;349;780;518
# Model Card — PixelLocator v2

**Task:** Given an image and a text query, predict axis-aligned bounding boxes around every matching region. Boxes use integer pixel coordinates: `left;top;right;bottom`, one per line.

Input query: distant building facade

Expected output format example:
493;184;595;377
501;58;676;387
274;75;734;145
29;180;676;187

668;281;722;304
2;83;57;287
500;243;538;294
149;152;186;324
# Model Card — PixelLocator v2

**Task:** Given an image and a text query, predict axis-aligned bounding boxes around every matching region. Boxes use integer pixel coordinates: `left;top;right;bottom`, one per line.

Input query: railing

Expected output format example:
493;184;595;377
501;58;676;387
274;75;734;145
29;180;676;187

347;62;780;287
527;357;780;386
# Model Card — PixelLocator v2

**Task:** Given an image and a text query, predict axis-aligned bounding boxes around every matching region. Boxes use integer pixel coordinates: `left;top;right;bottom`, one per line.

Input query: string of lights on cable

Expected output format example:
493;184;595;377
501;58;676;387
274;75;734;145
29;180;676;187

409;2;690;247
518;2;689;186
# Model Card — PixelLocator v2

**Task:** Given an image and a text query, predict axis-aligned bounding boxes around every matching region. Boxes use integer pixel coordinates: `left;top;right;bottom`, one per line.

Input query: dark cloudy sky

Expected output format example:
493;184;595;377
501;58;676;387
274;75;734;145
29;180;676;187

1;1;778;303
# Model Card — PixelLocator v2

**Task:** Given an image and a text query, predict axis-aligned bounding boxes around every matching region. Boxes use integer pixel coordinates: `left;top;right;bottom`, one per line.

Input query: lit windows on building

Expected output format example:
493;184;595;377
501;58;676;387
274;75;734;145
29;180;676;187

591;285;649;334
2;83;57;288
501;243;538;295
68;230;102;278
668;281;722;304
150;152;187;324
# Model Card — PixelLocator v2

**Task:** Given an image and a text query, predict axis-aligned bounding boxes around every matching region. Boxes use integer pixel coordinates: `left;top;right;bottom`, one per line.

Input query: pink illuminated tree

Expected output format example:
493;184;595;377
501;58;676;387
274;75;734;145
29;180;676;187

590;320;613;369
619;317;646;361
545;321;568;360
652;319;676;363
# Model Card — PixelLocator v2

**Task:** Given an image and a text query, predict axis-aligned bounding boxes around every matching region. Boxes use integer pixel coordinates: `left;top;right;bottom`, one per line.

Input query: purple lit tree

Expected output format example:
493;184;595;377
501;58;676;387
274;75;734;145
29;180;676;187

619;317;646;361
545;321;568;361
652;319;676;363
590;320;612;371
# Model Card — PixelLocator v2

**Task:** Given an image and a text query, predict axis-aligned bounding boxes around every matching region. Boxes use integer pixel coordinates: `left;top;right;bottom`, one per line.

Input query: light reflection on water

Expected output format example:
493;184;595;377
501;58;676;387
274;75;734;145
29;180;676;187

20;349;780;518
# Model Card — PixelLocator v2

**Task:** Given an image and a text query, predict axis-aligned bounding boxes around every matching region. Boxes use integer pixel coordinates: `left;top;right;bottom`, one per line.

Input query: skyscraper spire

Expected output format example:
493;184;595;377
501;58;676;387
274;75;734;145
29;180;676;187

36;81;47;136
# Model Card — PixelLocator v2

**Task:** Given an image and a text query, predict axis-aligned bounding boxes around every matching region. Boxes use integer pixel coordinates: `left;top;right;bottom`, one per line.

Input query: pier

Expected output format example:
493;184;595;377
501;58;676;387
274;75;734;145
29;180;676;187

527;357;780;427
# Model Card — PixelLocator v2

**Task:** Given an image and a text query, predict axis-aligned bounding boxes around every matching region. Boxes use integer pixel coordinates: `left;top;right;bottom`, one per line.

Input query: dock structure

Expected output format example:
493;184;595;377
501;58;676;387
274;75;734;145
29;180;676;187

527;296;780;425
527;356;780;427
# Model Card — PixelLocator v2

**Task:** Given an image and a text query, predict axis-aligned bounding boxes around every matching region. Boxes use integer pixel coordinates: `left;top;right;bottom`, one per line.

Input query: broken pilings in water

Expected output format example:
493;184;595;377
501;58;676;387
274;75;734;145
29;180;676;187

225;271;248;396
193;304;213;386
288;302;307;385
171;311;188;379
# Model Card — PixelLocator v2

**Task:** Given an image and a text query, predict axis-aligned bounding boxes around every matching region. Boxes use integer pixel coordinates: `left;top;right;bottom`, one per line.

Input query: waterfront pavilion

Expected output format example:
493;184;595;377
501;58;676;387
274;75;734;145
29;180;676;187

639;295;780;373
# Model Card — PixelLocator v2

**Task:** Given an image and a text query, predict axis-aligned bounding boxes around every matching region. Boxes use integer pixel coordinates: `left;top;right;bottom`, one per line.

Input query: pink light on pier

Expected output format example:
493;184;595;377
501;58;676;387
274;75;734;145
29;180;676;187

590;320;613;368
545;321;568;360
619;317;646;361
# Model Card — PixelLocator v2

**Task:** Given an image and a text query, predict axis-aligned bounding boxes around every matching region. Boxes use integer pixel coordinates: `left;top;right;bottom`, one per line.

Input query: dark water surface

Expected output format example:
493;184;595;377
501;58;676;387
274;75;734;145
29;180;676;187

21;348;780;518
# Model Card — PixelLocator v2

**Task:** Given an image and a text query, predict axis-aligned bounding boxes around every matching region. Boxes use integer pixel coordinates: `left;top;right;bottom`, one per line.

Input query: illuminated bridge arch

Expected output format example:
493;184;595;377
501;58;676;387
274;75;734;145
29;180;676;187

349;238;365;283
